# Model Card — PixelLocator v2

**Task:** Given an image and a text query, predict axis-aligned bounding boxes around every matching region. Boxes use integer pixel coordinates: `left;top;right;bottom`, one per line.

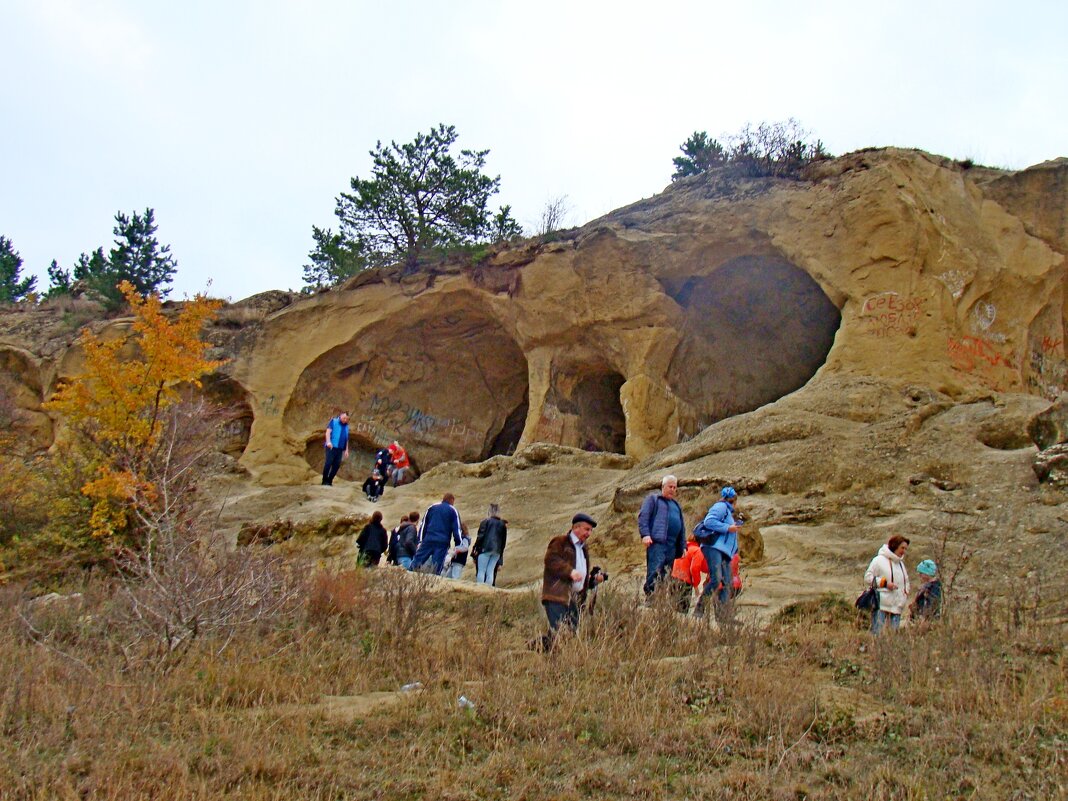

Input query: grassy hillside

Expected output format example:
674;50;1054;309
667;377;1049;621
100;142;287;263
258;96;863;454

2;569;1063;800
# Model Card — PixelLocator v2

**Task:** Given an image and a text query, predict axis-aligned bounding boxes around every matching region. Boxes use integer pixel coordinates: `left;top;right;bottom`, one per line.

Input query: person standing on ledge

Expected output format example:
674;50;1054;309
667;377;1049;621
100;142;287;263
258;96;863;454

539;512;606;649
321;411;350;486
638;475;686;600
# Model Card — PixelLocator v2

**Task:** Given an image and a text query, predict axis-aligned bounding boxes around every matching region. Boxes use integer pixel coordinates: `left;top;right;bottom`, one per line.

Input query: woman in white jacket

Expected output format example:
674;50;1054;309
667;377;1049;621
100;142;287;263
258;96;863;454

863;534;911;634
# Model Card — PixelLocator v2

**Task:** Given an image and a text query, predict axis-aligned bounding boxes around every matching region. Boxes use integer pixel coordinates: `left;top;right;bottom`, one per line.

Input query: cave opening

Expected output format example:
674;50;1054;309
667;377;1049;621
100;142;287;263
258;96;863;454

663;255;841;434
287;299;530;473
574;371;627;453
485;398;529;458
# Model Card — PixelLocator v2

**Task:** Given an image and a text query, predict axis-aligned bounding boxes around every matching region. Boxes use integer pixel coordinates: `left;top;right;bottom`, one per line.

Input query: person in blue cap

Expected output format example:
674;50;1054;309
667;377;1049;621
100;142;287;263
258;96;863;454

695;486;742;621
910;559;942;621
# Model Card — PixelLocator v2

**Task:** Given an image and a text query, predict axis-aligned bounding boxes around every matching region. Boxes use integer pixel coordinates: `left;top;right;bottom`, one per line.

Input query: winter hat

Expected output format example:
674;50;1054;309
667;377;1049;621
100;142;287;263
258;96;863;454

720;486;737;500
916;559;937;576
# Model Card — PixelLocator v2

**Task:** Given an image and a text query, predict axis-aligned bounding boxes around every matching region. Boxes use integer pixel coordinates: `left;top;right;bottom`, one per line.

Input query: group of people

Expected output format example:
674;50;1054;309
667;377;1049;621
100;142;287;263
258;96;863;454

320;411;411;501
862;534;943;634
637;475;744;620
536;476;745;649
355;494;510;587
344;445;944;645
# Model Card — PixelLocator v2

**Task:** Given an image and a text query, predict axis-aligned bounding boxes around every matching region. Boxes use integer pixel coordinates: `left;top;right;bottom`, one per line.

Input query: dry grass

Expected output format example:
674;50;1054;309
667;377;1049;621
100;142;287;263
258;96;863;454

1;573;1064;800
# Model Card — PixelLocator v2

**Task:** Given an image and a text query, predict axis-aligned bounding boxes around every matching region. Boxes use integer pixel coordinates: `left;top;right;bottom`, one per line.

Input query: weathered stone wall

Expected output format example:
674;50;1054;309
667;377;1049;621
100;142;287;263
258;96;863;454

1;149;1064;487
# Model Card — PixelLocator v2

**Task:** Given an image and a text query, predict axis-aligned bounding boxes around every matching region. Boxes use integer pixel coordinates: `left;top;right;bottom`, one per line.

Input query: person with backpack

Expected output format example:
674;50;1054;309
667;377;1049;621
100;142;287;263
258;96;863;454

694;486;742;621
637;475;687;599
864;534;911;634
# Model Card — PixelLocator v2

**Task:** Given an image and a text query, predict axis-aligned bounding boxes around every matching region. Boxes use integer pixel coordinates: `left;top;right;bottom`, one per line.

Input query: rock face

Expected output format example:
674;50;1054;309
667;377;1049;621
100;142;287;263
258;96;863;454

2;149;1066;490
223;149;1064;485
5;147;1066;615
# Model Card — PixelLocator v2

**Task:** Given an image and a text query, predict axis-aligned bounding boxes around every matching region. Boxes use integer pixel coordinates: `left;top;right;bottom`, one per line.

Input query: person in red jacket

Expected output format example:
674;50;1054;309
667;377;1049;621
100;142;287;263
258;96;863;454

387;441;411;486
670;538;709;613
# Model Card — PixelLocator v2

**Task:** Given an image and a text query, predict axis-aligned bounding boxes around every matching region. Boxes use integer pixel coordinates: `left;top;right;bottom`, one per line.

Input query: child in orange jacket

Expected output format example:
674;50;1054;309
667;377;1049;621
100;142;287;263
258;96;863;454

670;539;709;612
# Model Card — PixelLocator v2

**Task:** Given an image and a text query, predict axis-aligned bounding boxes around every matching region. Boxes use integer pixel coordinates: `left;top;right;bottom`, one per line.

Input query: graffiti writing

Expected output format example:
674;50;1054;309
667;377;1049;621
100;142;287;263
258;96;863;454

935;270;966;300
947;336;1019;391
860;292;928;337
365;394;479;443
1042;336;1063;354
971;302;997;333
261;394;279;416
947;336;1016;371
1027;348;1067;400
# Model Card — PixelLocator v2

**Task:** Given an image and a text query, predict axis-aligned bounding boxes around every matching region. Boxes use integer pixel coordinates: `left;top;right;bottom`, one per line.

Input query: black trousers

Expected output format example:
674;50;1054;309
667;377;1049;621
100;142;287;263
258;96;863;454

541;599;580;650
322;446;344;484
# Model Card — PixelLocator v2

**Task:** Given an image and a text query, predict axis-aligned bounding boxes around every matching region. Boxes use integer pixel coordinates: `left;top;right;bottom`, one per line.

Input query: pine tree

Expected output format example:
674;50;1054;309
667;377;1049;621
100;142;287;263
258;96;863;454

0;236;37;303
671;131;727;181
107;208;176;298
489;205;524;243
336;124;500;272
301;226;366;291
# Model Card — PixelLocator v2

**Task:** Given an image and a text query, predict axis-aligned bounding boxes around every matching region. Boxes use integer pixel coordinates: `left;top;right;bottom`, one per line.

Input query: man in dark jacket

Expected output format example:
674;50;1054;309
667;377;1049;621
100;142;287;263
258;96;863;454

409;494;461;574
637;475;686;598
373;446;393;493
540;512;605;649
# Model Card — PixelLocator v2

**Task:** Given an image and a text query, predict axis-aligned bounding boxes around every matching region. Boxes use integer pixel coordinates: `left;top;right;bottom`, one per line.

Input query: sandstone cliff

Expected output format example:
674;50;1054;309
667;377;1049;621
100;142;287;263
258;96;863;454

2;148;1066;615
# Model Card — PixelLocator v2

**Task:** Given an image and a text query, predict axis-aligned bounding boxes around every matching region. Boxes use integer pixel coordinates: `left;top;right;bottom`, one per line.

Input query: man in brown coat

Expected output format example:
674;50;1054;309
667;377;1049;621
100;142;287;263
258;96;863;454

540;512;605;648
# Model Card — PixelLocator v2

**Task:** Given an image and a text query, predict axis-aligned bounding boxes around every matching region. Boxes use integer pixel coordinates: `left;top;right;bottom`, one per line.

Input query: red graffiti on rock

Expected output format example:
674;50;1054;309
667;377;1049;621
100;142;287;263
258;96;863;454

861;292;928;337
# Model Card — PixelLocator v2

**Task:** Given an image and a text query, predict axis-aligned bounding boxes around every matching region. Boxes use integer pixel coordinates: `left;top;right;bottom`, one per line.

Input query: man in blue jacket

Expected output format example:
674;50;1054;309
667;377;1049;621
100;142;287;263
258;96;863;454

695;486;741;620
638;475;686;598
321;411;350;486
409;493;462;574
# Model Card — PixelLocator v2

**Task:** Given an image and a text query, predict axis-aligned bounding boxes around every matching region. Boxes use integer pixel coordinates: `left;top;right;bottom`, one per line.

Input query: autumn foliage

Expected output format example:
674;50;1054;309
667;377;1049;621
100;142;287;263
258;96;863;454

45;281;224;542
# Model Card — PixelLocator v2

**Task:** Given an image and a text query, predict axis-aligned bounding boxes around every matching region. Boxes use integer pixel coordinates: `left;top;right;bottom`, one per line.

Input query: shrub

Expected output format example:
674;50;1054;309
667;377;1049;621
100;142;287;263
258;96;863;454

672;119;831;182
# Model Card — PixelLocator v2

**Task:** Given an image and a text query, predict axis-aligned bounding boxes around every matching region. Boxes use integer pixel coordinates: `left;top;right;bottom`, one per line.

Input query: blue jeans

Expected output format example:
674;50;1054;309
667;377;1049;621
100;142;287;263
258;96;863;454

698;545;732;612
447;561;465;579
871;609;901;635
643;541;674;596
409;540;449;574
397;556;412;570
476;552;501;585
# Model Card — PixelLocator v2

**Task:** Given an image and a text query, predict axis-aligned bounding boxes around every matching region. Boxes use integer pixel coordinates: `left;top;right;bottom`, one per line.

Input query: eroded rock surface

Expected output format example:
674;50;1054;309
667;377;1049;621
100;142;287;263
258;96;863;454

2;148;1067;617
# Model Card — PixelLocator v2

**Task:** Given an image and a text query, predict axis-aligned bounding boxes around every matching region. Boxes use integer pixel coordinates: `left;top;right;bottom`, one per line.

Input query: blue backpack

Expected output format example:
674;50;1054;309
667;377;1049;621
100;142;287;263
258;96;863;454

692;519;715;541
693;502;729;543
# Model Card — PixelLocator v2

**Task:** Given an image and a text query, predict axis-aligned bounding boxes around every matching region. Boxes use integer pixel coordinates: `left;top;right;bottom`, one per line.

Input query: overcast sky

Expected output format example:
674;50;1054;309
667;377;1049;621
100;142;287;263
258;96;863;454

2;0;1065;301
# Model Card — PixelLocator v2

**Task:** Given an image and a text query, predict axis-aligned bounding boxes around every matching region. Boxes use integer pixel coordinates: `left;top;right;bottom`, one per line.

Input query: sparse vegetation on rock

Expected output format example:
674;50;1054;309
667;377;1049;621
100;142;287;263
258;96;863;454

672;118;830;181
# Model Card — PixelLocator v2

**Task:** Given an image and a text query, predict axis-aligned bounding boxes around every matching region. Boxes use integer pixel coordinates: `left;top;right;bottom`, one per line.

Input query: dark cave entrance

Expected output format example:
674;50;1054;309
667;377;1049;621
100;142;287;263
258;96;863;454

662;255;841;434
574;371;627;453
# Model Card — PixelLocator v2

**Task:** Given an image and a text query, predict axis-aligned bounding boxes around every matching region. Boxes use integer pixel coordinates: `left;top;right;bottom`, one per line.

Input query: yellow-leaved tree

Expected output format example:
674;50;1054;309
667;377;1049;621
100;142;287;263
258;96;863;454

46;281;224;543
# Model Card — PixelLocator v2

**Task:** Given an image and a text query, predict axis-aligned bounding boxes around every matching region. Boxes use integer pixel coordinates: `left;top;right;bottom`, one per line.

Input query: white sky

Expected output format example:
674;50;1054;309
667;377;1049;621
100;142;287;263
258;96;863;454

2;0;1065;301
